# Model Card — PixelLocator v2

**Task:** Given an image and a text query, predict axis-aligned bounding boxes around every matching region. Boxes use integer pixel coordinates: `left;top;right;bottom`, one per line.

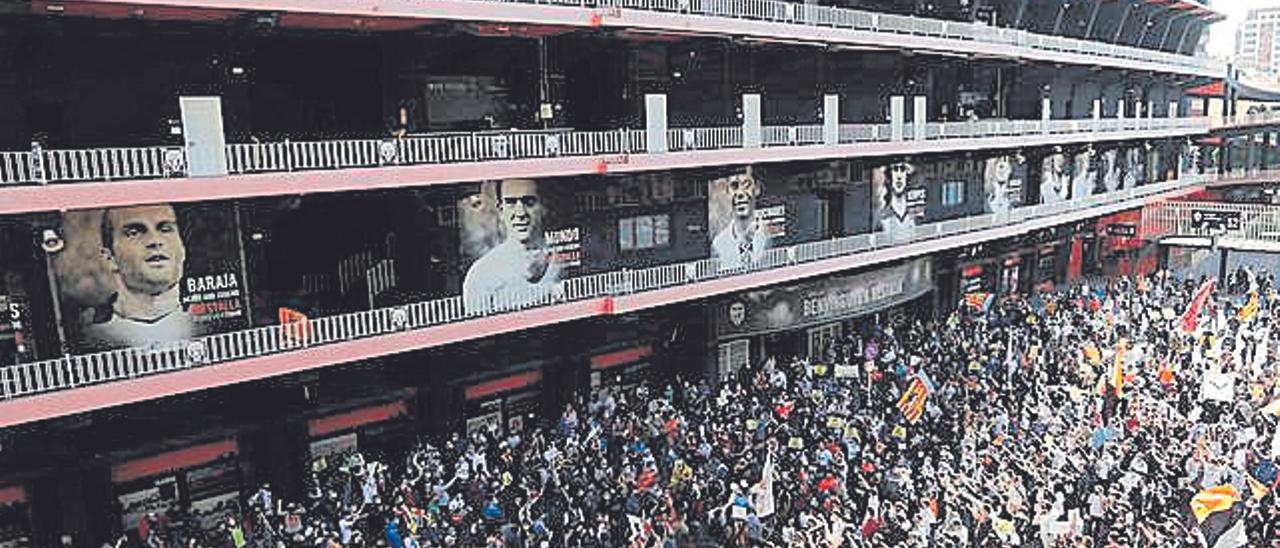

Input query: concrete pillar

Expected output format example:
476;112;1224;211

890;96;905;142
1092;99;1102;120
1117;99;1126;119
1041;97;1052;122
823;94;839;146
179;96;229;177
742;93;762;148
913;96;927;142
1147;101;1155;119
645;94;668;153
1168;101;1179;118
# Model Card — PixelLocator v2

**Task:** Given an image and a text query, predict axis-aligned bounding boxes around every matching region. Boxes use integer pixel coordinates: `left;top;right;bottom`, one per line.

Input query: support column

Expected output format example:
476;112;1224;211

645;94;668;153
823;94;839;146
1092;99;1102;120
913;95;927;142
1168;101;1179;118
179;96;229;177
1117;99;1126;119
742;93;762;148
890;96;906;141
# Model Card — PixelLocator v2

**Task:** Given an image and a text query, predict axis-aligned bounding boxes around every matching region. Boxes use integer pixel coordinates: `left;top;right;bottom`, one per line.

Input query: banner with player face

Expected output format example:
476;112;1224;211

1124;146;1148;188
983;153;1026;215
707;168;786;269
1071;146;1101;200
1039;147;1072;205
458;179;580;311
871;160;926;241
49;203;249;352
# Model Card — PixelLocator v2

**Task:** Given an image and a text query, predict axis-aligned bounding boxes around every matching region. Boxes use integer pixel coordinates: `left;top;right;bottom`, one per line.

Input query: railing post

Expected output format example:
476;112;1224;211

645;94;669;153
823;94;839;145
742;93;762;148
285;139;295;171
29;141;47;184
890;96;905;141
913;95;927;142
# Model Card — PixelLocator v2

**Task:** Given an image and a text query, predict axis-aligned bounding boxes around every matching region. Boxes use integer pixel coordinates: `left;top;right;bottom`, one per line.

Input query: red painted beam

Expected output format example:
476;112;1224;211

307;400;409;437
111;438;237;483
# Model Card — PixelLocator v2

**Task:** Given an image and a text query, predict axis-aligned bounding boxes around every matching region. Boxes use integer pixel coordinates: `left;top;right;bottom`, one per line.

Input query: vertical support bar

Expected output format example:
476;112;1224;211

913;96;927;142
1117;99;1126;119
1092;99;1102;120
823;94;839;145
742;93;762;148
1147;100;1155;119
890;96;905;142
179;96;229;177
645;94;668;153
1168;101;1179;118
1041;97;1051;122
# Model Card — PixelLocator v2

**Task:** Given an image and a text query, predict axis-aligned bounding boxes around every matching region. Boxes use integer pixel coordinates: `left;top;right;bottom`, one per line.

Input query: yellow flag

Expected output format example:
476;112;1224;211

1190;485;1241;523
1247;475;1271;500
1239;292;1260;322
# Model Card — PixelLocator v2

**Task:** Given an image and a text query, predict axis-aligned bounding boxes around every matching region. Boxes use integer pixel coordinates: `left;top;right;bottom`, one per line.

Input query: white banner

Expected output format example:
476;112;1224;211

1200;372;1236;403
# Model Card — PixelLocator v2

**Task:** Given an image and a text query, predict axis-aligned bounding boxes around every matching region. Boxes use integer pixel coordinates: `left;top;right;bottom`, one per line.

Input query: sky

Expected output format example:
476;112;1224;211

1206;0;1280;58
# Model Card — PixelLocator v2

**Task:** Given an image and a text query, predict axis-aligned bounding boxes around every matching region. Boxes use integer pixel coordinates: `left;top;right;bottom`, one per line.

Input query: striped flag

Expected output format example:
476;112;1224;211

964;292;994;313
1191;485;1248;548
1181;279;1216;333
897;376;929;424
1238;291;1260;322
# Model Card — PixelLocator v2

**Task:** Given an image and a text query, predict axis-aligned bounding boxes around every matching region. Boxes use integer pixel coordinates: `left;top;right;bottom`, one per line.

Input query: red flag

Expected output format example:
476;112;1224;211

1180;279;1216;333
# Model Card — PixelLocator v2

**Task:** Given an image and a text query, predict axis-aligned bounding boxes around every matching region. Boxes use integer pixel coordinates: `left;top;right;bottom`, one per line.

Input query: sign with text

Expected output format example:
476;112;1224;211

715;258;933;338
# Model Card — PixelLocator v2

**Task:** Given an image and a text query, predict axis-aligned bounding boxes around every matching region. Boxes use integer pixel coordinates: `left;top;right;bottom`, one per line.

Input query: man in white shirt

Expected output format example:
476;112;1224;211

462;179;562;312
81;204;196;349
877;161;917;240
710;170;769;269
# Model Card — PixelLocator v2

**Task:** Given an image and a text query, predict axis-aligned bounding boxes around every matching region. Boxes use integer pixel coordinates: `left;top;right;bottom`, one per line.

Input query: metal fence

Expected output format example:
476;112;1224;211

0;171;1220;402
1;117;1217;187
1143;197;1280;243
518;0;1221;74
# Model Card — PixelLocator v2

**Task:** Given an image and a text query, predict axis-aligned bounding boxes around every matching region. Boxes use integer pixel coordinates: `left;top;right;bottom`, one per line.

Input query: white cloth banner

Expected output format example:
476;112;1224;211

1200;372;1236;402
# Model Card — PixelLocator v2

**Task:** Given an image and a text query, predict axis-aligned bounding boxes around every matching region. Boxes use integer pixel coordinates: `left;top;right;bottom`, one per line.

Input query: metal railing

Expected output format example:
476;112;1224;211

1212;110;1280;130
1143;199;1280;243
0;171;1217;403
506;0;1221;74
0;117;1214;187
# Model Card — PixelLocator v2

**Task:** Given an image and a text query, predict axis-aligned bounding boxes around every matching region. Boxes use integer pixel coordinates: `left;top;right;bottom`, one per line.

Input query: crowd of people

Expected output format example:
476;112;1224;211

120;268;1280;547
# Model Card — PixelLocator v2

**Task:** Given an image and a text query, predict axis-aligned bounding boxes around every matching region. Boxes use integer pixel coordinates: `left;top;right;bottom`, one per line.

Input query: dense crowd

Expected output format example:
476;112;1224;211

121;268;1280;547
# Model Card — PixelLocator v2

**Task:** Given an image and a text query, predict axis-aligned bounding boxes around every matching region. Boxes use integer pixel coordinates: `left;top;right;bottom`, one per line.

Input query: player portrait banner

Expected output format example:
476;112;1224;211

49;203;249;352
707;167;785;269
1039;147;1072;205
1124;146;1148;188
983;153;1026;215
1071;146;1101;200
871;159;926;241
458;179;580;312
715;258;932;338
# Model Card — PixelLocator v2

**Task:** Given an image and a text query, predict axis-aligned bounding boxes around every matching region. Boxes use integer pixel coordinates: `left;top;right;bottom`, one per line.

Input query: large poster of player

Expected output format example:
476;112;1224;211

1071;145;1100;200
983;153;1026;215
1040;147;1071;205
458;179;580;312
50;203;249;352
1124;146;1147;188
707;168;785;269
871;159;926;241
1099;147;1123;194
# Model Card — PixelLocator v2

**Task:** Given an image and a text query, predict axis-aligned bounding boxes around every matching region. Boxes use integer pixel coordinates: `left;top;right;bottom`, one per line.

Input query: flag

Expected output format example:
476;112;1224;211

1111;339;1127;398
1190;485;1248;548
964;292;994;313
749;454;776;518
1238;291;1260;322
1190;485;1240;523
897;376;929;424
1246;475;1271;500
1181;279;1216;333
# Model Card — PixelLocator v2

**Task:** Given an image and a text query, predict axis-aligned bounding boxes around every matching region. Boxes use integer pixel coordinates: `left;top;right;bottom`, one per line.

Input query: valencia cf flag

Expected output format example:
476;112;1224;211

1190;485;1248;548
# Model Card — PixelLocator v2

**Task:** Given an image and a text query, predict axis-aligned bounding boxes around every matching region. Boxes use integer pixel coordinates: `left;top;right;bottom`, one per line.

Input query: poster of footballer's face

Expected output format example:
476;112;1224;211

458;179;579;311
1101;148;1122;194
1072;146;1099;200
49;203;248;352
1040;148;1070;204
984;154;1025;215
871;160;924;241
708;168;781;269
